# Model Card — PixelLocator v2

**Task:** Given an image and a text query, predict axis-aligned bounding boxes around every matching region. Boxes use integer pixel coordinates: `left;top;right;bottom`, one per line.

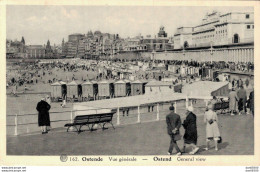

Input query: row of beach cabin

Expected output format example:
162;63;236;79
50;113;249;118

51;79;147;102
50;79;182;102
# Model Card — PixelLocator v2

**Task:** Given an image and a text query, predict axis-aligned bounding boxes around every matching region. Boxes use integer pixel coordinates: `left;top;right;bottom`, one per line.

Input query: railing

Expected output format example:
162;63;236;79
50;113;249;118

7;96;211;136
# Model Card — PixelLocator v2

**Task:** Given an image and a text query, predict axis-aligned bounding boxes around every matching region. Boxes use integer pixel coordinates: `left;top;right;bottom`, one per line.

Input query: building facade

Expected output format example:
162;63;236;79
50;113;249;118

66;33;84;58
143;26;173;52
6;37;26;58
26;45;46;58
173;27;194;49
173;11;254;49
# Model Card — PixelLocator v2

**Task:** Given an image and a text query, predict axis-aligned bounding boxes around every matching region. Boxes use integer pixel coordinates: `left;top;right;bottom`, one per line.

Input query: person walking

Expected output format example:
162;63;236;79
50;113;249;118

245;78;249;88
204;103;221;151
36;97;51;134
229;88;238;116
237;85;247;115
61;93;67;108
182;106;199;155
247;90;254;116
166;106;182;155
238;78;243;88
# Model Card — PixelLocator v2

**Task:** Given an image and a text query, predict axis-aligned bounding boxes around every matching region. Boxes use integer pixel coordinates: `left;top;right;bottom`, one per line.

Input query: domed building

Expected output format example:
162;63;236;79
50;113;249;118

158;26;168;38
86;31;94;39
94;30;102;37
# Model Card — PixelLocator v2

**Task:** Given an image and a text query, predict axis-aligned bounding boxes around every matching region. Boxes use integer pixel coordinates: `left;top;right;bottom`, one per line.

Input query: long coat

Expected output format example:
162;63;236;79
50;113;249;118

237;88;247;111
229;91;238;111
36;100;51;126
166;112;181;140
204;110;220;139
183;112;198;144
248;91;254;113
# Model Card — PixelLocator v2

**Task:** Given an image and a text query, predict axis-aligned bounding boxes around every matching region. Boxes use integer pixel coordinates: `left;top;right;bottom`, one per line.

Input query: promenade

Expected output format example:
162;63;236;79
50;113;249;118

7;114;254;155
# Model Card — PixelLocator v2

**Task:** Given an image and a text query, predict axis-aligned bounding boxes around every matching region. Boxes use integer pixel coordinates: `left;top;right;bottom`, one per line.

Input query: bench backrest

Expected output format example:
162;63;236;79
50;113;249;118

73;113;114;124
98;113;114;123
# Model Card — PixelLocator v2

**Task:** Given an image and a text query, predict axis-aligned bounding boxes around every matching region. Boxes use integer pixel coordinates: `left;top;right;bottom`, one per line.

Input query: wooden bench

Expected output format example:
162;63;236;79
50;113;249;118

64;112;115;134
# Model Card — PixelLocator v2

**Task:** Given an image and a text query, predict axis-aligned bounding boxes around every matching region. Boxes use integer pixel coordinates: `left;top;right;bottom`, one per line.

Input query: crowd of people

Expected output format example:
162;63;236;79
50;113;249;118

165;60;254;72
15;57;252;157
229;85;254;116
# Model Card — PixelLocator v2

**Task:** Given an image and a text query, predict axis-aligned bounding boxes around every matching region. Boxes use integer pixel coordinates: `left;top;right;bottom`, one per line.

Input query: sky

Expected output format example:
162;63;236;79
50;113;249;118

6;6;253;45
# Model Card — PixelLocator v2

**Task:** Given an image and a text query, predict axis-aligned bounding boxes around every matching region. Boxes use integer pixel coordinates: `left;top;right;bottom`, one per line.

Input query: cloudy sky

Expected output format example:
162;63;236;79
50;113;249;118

6;6;253;45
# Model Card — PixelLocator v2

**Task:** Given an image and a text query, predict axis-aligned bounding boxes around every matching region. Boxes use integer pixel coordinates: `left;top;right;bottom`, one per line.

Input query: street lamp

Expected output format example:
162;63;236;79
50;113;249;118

210;41;213;63
182;46;185;60
151;49;156;62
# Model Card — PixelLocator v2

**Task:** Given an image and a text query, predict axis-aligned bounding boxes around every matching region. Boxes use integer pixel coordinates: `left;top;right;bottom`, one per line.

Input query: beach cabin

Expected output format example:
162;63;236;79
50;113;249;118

66;80;82;102
131;80;146;96
173;84;182;93
114;80;131;97
50;81;67;102
153;71;164;81
81;81;98;101
167;65;177;73
98;80;114;99
145;81;174;95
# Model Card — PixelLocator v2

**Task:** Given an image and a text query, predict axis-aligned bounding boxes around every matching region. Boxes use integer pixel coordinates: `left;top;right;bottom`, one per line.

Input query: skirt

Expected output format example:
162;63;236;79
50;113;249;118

38;111;50;126
206;122;220;139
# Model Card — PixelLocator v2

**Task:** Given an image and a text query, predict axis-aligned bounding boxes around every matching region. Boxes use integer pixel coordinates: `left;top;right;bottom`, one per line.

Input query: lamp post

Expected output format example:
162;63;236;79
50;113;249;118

210;41;213;63
183;46;185;60
152;50;156;62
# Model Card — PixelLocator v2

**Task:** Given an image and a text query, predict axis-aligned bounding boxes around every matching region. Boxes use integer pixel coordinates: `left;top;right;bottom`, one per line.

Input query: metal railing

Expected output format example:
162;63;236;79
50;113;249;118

7;96;211;136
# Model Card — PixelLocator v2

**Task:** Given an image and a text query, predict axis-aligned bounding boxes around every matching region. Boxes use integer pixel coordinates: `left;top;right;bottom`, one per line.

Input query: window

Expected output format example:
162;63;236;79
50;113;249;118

246;14;250;19
247;25;251;29
252;25;254;29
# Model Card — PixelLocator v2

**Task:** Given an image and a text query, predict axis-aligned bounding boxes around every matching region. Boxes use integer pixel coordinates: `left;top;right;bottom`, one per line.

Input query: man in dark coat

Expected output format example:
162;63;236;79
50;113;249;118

182;106;199;155
36;98;51;134
248;91;254;116
236;86;247;115
166;106;182;155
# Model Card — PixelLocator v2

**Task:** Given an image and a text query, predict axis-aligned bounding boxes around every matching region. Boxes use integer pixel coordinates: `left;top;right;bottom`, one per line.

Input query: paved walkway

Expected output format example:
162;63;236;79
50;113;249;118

7;114;254;155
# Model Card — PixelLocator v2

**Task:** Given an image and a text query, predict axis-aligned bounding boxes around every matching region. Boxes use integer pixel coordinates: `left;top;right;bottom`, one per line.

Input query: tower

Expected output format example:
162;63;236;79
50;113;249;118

46;40;51;53
21;36;25;45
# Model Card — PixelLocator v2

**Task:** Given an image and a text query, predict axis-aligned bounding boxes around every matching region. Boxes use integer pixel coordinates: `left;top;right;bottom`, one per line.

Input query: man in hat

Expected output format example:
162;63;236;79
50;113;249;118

166;105;182;155
182;106;199;154
237;85;247;115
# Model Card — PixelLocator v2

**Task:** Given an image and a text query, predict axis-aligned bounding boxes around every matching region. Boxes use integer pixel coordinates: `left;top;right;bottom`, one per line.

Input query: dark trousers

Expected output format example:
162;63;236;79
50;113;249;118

168;134;181;154
238;98;247;113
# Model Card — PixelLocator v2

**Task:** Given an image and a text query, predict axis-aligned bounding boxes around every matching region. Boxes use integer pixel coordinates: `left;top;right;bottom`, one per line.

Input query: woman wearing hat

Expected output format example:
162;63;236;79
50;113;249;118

182;106;199;155
36;97;51;134
204;103;221;151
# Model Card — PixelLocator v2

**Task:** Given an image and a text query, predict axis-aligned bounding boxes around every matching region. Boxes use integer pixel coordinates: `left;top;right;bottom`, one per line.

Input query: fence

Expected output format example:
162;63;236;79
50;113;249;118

7;97;210;136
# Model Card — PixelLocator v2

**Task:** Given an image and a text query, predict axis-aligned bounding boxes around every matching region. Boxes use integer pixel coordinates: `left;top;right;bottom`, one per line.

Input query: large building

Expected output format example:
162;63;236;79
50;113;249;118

26;45;46;58
122;38;147;52
64;31;122;58
173;11;254;49
173;27;193;49
143;26;173;52
6;37;26;58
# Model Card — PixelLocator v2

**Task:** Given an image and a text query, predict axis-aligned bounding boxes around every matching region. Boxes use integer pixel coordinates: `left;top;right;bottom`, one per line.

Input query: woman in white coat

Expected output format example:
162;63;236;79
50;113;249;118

204;103;221;151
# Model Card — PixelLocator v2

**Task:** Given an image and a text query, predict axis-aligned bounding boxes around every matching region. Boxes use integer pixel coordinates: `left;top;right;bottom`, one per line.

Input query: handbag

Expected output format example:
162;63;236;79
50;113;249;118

218;136;222;143
208;119;214;125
